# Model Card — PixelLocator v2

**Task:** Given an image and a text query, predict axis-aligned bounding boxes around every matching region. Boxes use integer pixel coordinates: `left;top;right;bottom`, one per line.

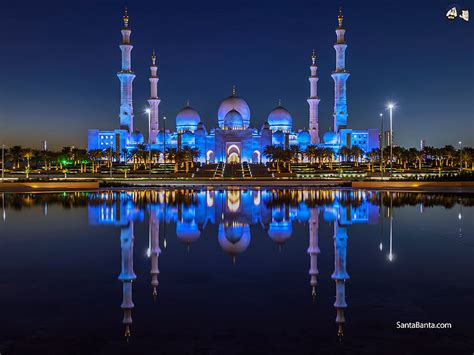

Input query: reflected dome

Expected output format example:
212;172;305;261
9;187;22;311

268;221;293;244
218;223;251;255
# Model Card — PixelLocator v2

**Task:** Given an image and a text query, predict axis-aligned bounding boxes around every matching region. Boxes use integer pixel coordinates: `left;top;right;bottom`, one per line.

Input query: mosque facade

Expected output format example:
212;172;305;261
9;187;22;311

88;8;379;163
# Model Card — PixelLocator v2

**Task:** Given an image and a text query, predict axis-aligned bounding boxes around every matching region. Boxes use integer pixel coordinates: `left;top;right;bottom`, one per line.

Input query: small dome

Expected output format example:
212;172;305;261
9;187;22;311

297;130;311;145
197;121;206;131
223;109;244;129
261;122;270;131
130;130;144;144
218;93;250;128
323;131;338;144
272;130;285;145
176;106;200;131
267;106;292;131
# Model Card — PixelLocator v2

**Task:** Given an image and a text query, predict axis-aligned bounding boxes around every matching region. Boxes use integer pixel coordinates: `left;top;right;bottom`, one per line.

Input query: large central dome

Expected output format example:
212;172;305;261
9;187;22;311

218;88;250;129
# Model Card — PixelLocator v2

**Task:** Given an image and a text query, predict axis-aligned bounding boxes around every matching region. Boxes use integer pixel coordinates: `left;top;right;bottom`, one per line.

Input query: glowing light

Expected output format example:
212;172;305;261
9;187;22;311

458;213;462;220
387;103;395;110
145;108;151;114
379;242;383;251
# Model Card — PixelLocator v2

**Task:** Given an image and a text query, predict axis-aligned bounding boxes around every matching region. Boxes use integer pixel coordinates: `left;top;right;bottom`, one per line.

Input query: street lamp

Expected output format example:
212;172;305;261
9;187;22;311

458;141;462;172
387;103;395;178
379;113;384;179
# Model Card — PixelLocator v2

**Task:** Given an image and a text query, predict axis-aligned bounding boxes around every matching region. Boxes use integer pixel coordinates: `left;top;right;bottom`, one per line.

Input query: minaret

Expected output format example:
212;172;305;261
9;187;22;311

331;222;350;340
149;212;161;299
307;50;320;144
307;208;320;299
331;7;350;132
117;8;136;133
118;221;137;339
148;51;160;144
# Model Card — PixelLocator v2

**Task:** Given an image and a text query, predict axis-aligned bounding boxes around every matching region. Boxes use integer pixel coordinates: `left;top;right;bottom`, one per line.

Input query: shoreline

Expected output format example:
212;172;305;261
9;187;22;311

0;179;473;193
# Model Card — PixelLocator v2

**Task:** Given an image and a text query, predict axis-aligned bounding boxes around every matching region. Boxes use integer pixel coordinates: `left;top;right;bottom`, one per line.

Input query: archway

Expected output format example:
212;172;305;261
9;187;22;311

252;150;261;163
226;144;241;164
206;150;215;164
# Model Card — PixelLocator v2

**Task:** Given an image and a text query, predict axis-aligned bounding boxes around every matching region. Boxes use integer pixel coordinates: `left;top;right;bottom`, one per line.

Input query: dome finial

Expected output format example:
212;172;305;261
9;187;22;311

123;6;129;28
186;98;190;107
338;6;344;28
232;85;237;96
151;50;156;65
311;49;316;65
278;98;282;107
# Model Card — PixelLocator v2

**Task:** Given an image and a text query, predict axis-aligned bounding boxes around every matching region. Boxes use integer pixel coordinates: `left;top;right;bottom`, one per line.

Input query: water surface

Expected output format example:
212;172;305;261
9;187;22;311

0;189;473;354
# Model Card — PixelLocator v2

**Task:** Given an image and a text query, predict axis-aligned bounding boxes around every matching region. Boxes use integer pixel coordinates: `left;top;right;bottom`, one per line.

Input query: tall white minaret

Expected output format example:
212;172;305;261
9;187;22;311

148;51;160;144
332;7;350;132
331;222;350;339
118;8;135;133
307;208;320;298
149;212;161;299
307;50;320;144
118;221;137;339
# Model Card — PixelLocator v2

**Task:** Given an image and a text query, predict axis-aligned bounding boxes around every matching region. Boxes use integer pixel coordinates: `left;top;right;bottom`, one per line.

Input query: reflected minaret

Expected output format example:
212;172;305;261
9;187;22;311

118;221;137;339
307;208;320;299
149;213;160;300
331;222;350;339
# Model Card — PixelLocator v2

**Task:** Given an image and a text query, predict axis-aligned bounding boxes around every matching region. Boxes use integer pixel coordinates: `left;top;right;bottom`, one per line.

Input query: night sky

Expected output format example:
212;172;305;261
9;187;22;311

1;0;473;149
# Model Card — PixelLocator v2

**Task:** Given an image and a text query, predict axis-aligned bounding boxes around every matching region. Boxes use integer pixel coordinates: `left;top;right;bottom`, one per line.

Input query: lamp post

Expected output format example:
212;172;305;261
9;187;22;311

379;113;384;179
387;103;394;178
1;144;5;182
146;108;152;176
458;141;462;172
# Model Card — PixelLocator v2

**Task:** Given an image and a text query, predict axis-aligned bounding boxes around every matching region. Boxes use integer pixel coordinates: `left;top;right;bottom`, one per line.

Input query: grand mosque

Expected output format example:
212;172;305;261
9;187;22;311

88;8;379;163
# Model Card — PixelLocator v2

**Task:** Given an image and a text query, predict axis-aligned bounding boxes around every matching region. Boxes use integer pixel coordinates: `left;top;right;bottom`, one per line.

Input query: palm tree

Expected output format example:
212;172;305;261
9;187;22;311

166;148;179;172
22;148;34;178
322;148;334;170
290;145;301;163
367;149;378;172
408;148;424;170
304;145;317;164
338;146;351;163
88;149;103;173
9;145;23;169
350;146;364;167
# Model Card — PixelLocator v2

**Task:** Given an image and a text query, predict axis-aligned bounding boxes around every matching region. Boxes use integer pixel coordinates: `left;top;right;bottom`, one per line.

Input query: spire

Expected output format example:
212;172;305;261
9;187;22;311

311;49;316;65
232;85;237;96
151;50;156;65
123;7;129;28
338;6;344;28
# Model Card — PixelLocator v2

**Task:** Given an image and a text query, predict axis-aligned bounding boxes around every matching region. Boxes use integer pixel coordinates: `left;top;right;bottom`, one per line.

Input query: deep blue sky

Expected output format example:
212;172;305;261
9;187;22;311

1;0;473;149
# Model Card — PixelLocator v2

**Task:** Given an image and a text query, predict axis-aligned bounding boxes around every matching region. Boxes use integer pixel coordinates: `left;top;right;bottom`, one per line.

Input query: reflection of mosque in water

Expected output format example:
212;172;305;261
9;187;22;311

87;190;381;339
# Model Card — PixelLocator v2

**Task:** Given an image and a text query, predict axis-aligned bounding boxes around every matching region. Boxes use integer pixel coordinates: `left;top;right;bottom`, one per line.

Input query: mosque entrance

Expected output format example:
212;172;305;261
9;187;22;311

226;143;241;164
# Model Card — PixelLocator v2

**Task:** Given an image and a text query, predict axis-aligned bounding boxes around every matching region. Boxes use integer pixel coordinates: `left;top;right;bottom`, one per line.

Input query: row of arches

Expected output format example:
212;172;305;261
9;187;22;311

206;146;261;164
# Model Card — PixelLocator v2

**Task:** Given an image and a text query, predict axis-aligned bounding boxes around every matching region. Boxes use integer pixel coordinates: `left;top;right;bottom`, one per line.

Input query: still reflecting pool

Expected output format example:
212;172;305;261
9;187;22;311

0;189;473;354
